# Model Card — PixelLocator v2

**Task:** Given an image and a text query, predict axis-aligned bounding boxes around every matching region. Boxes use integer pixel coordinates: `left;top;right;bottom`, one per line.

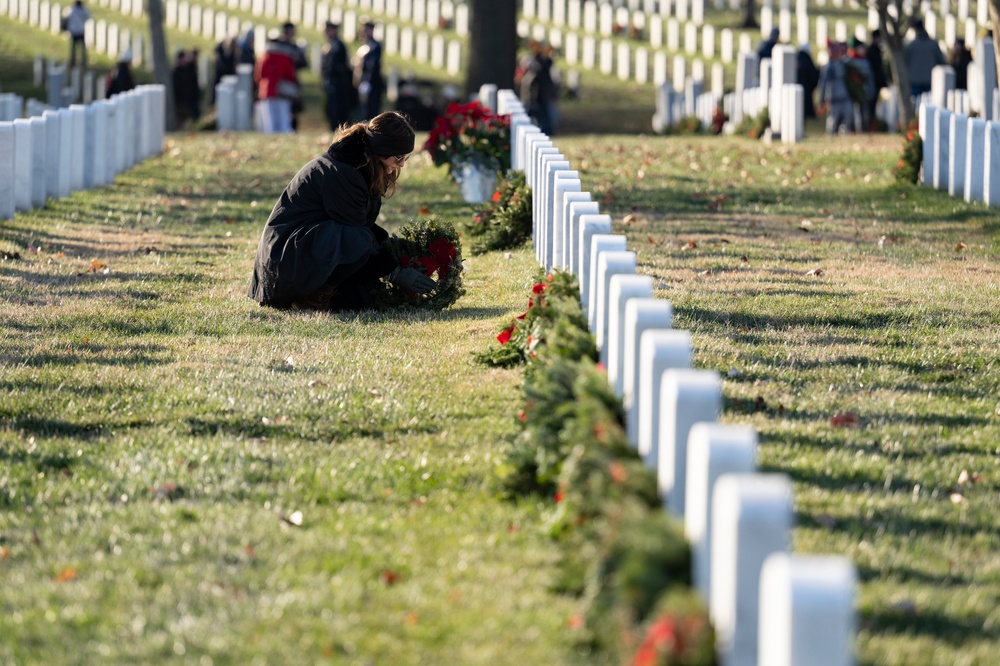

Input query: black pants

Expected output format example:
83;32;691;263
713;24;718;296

322;249;397;311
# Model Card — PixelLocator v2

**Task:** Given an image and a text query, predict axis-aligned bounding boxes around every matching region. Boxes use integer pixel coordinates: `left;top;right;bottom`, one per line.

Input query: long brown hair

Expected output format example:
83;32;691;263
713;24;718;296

333;112;415;199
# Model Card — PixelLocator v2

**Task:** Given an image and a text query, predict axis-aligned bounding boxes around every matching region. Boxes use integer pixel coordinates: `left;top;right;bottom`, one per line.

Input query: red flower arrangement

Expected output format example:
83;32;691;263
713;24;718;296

423;101;512;176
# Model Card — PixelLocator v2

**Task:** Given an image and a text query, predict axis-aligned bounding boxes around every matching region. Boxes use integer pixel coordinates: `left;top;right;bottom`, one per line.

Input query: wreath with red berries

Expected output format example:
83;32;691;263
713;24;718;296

377;217;465;310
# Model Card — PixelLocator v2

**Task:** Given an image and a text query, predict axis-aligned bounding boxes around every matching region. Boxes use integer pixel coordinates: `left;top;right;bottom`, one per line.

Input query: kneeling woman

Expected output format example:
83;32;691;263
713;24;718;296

248;111;435;310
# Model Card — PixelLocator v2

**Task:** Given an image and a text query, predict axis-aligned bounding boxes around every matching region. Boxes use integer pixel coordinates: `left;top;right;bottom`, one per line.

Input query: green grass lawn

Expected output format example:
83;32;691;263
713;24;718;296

3;14;1000;666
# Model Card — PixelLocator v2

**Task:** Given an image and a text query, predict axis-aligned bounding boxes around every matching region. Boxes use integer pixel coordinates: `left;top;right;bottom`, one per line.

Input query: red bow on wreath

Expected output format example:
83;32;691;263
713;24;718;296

401;237;457;279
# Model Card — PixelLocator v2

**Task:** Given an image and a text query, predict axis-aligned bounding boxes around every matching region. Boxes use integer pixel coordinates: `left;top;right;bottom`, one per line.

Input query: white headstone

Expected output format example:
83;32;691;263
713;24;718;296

567;200;600;275
684;424;757;600
658;369;722;517
12;119;33;212
711;474;794;666
578;216;613;311
758;554;857;666
560;192;592;272
539;157;570;264
617;43;631;80
965;117;986;202
551;173;581;268
84;103;108;188
0;123;13;219
920;103;935;187
28;116;47;208
622;298;673;440
594;250;637;351
66;105;86;192
637;330;692;465
949;113;968;198
586;234;627;327
984;121;1000;207
606;274;655;379
933;107;952;191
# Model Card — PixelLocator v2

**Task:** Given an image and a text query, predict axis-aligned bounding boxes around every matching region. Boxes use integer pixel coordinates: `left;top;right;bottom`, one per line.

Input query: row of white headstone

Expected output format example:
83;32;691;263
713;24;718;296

3;0;148;69
920;102;1000;207
490;84;857;666
0;85;166;220
94;0;472;36
523;0;716;29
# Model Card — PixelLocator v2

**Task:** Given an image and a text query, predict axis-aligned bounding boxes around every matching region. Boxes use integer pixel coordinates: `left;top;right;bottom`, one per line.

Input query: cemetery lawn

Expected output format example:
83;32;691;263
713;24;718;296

2;126;999;665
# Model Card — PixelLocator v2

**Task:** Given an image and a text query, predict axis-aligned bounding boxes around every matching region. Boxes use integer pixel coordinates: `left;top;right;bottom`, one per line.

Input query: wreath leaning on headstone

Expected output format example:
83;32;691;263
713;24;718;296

376;217;466;310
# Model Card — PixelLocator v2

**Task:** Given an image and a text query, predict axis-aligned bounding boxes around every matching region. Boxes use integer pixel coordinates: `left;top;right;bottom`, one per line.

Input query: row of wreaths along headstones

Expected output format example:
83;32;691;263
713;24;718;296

468;88;858;666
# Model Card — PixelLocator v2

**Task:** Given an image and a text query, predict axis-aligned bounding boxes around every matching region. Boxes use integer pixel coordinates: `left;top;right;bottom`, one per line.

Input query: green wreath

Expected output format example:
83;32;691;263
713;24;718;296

376;217;466;310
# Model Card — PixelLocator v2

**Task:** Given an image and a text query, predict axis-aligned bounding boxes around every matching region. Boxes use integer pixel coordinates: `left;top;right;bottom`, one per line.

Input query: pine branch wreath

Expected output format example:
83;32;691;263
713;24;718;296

376;217;466;310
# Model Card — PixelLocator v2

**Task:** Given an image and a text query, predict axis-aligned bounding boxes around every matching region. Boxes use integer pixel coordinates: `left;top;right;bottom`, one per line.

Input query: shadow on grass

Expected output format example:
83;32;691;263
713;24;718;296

859;603;997;650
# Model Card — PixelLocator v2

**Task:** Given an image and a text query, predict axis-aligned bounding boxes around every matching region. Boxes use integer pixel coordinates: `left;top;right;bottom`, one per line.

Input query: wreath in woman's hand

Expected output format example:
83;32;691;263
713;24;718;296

377;217;465;310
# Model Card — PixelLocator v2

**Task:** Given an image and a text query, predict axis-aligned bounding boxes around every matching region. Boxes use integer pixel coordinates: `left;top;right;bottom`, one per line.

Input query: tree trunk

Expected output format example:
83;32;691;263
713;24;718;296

741;0;759;29
875;0;913;129
464;0;517;100
146;0;176;131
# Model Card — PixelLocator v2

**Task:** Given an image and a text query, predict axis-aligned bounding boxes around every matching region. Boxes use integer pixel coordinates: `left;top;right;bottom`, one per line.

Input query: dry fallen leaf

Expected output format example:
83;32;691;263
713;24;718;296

56;567;78;582
805;268;824;277
698;268;713;276
949;493;966;504
369;388;383;398
682;240;698;250
829;412;859;428
380;569;402;585
799;219;813;230
955;242;966;252
307;379;327;388
418;206;431;216
622;213;636;224
740;255;749;263
1;546;9;559
404;612;420;626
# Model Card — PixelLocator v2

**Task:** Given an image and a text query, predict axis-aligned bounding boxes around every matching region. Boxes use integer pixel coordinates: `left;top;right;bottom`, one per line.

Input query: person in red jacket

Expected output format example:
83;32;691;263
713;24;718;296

254;34;299;133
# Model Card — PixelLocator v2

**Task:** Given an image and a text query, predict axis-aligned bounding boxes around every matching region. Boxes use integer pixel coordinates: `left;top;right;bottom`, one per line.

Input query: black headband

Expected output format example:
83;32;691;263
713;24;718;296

366;131;414;156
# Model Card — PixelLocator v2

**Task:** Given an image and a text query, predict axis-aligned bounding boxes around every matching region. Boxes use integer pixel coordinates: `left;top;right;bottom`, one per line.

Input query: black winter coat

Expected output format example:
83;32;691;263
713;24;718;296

247;133;390;307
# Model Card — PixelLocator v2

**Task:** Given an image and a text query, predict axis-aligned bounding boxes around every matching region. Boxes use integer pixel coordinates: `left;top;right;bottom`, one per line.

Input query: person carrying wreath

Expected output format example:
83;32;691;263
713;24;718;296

248;111;435;311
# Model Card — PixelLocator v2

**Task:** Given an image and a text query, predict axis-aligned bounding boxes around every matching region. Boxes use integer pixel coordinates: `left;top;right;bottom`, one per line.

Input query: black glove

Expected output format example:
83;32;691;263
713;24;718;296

389;267;436;294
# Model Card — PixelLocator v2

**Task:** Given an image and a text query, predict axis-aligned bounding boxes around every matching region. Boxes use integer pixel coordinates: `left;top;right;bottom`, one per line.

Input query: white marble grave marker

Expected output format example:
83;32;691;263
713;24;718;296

684;424;757;599
29;116;47;207
578;216;613;311
658;369;722;517
933;107;952;191
0;123;13;219
12;119;33;212
594;251;637;353
622;298;673;441
965;117;986;202
949;113;968;198
711;474;794;666
758;553;857;666
560;192;592;273
984;121;1000;207
637;330;692;466
586;234;627;327
551;172;581;269
606;274;654;376
568;200;599;275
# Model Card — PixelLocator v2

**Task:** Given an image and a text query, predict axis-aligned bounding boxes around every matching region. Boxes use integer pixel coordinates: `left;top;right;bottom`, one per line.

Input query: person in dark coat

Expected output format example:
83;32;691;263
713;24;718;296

105;50;136;96
211;36;238;105
757;28;780;74
866;29;888;124
950;37;973;90
248;112;434;311
321;20;354;130
796;43;820;118
354;20;384;120
172;49;202;128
